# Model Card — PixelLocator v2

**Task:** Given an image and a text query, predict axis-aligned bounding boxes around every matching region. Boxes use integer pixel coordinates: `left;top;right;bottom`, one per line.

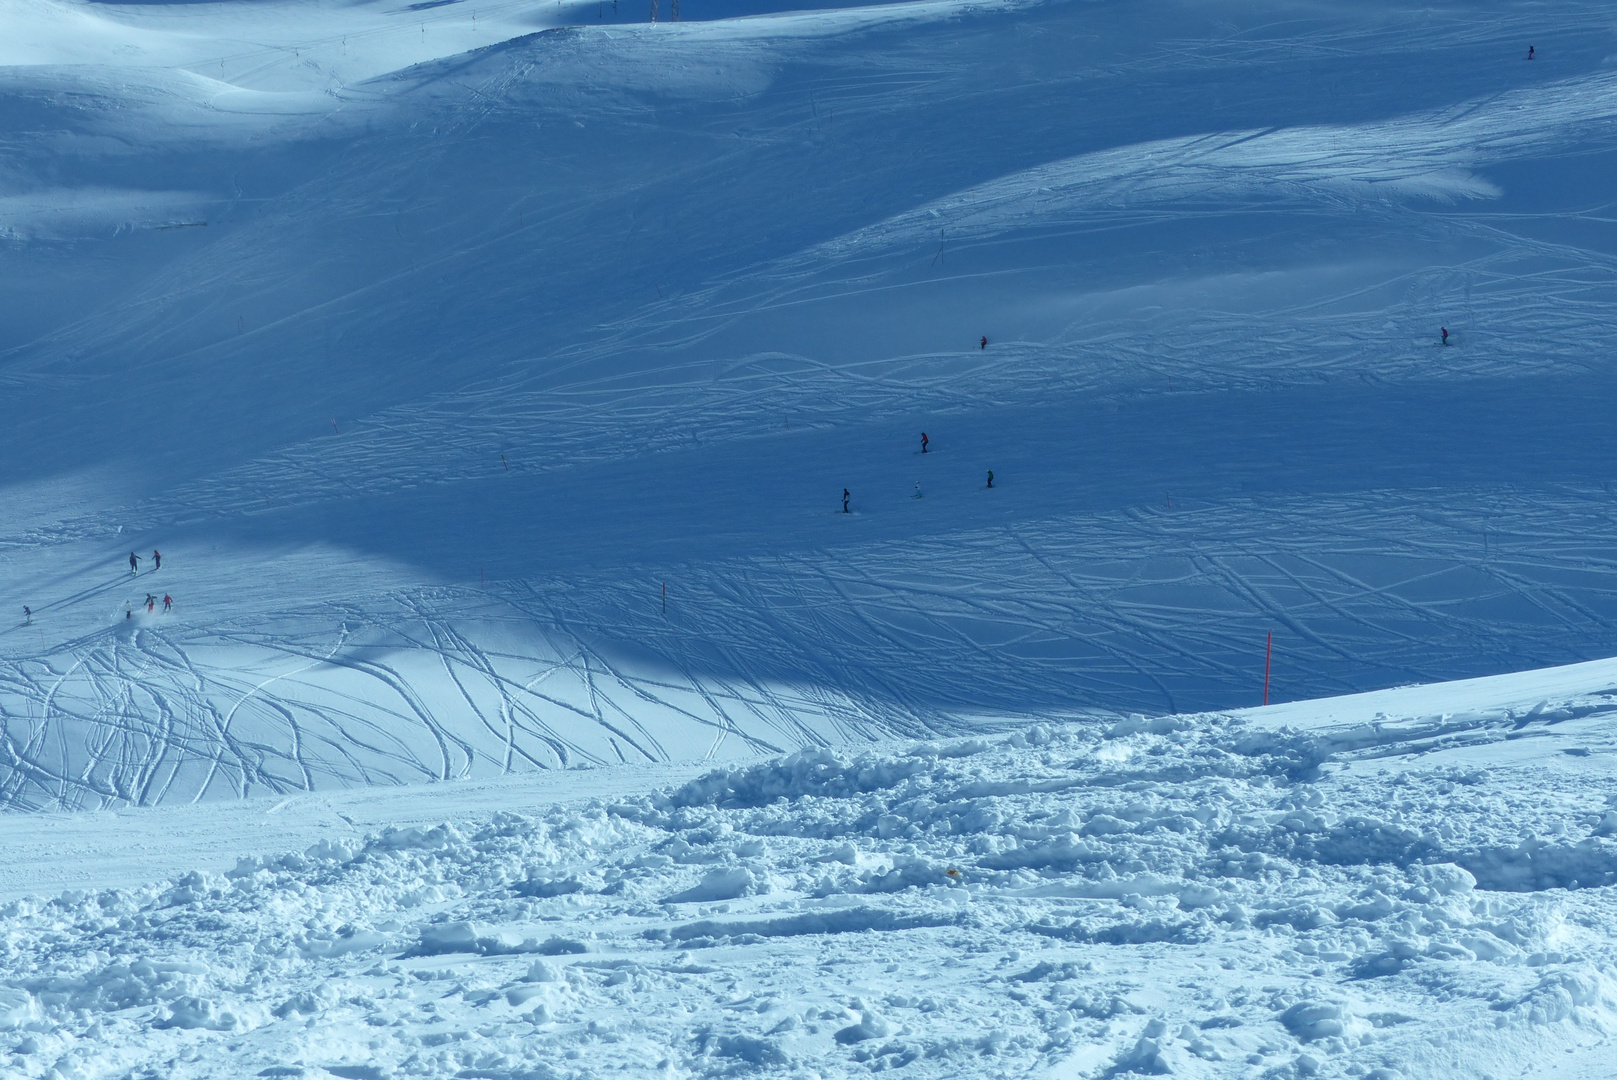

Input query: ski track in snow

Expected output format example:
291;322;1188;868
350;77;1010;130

6;0;1617;811
9;3;1617;1075
10;489;1617;809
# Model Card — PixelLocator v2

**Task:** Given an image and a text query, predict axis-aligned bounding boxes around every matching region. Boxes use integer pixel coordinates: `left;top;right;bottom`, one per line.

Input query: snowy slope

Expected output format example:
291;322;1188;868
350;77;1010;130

11;0;1617;1074
8;0;1617;808
8;664;1617;1078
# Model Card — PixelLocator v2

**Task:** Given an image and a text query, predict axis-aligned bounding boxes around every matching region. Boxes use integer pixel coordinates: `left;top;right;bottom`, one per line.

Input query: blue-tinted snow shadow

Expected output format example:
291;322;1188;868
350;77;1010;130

179;370;1617;715
5;0;1613;489
208;372;1617;569
11;0;1617;723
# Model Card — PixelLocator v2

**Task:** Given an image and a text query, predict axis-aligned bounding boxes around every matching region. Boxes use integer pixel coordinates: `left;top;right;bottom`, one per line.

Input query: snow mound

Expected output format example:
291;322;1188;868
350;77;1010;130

6;714;1617;1077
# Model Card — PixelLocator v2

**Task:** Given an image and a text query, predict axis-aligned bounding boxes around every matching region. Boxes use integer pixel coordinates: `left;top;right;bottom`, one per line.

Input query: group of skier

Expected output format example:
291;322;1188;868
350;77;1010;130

839;336;1000;514
124;551;173;618
126;593;172;619
841;431;995;513
18;549;176;626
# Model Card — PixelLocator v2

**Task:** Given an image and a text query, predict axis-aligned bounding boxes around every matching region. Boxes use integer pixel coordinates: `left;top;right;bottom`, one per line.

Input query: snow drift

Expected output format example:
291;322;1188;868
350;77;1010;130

8;691;1617;1078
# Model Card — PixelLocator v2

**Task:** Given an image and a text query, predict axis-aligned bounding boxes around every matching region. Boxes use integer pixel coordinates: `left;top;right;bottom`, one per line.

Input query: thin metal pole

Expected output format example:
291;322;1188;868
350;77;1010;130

1263;631;1273;706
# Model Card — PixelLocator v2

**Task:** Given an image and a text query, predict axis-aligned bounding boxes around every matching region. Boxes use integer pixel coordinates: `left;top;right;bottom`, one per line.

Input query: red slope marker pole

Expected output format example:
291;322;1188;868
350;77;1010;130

1263;631;1273;706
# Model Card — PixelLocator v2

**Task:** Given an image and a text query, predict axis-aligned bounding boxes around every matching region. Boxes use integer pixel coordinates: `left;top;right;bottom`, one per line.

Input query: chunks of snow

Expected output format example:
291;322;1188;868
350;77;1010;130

1278;1001;1345;1042
3;714;1616;1077
663;865;770;904
833;1002;894;1044
0;988;38;1031
1111;1017;1171;1074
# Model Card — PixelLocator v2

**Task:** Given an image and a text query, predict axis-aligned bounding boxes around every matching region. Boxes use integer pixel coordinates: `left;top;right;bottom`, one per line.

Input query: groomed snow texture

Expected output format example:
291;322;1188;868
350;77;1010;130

6;0;1617;807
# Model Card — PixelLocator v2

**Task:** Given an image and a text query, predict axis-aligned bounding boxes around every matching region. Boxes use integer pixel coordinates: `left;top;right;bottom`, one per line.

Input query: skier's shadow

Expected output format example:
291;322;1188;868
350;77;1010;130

30;572;139;617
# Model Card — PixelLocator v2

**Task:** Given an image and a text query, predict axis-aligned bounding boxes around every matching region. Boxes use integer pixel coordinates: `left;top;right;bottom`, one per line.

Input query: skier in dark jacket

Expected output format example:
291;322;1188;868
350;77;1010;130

842;489;850;513
153;550;161;571
129;552;140;575
22;606;30;624
980;336;987;350
987;470;994;489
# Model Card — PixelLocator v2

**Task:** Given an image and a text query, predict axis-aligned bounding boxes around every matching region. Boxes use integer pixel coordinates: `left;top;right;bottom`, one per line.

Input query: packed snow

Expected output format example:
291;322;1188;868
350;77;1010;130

6;0;1617;1074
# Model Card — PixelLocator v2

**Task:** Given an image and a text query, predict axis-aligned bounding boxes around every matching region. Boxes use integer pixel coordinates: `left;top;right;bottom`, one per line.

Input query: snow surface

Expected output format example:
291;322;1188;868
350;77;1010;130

8;665;1617;1078
9;0;1617;806
8;0;1617;1074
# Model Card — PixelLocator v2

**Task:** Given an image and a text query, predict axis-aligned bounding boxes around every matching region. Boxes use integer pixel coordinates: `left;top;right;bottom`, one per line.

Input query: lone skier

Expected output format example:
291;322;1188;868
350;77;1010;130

980;336;987;350
22;606;30;624
912;481;923;499
1441;327;1450;345
153;549;161;571
986;470;994;489
129;552;140;575
842;488;850;514
163;595;172;613
920;432;929;454
1528;45;1535;59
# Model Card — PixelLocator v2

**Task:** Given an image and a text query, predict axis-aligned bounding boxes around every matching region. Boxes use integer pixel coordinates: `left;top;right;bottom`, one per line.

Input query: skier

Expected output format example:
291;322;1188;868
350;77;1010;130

980;336;987;350
1441;327;1450;345
912;481;923;499
129;552;140;575
920;432;929;454
1528;45;1535;59
163;595;172;613
842;488;850;514
22;606;30;624
153;549;161;571
986;470;994;489
145;594;155;614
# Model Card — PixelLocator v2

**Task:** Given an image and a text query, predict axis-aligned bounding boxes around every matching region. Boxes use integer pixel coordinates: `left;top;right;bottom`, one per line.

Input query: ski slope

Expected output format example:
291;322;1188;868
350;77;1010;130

11;1;1617;1073
7;0;1617;810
